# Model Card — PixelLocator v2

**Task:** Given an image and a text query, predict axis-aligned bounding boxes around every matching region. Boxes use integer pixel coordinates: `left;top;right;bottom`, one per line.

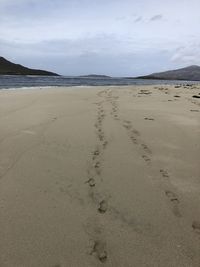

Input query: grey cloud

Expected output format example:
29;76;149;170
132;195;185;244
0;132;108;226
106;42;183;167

150;14;163;21
134;16;143;22
0;34;144;58
170;43;200;65
0;37;172;76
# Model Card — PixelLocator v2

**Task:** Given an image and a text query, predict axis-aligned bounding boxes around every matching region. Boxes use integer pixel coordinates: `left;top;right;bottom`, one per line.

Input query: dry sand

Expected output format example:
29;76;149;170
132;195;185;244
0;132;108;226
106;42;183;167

0;84;200;266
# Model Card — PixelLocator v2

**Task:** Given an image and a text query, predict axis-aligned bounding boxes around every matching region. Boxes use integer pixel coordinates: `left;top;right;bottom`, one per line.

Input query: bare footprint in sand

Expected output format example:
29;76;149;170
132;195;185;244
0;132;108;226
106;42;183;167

131;129;140;136
93;149;100;158
142;155;151;164
160;169;169;178
130;135;138;144
192;221;200;234
141;144;152;154
102;140;108;149
85;178;96;187
114;114;119;120
90;240;107;263
123;122;132;130
165;190;181;217
165;190;178;201
98;200;108;213
98;133;104;142
94;161;101;175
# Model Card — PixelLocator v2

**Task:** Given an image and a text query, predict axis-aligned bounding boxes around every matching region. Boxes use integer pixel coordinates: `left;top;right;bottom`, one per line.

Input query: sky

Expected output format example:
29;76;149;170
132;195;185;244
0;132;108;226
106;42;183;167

0;0;200;76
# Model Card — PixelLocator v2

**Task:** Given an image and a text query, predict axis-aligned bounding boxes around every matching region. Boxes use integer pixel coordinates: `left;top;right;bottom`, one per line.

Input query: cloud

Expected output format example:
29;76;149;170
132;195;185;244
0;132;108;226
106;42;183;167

171;43;200;65
0;34;154;58
0;35;173;76
134;16;143;22
116;16;127;21
150;14;163;21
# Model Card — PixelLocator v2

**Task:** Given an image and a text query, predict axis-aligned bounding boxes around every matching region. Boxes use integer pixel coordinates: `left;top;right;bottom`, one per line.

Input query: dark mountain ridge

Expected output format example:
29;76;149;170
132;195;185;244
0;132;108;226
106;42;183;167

136;65;200;81
0;57;59;76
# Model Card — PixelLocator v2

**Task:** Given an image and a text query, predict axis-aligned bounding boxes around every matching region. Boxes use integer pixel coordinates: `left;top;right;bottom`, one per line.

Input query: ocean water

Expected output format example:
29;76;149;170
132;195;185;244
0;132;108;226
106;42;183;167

0;75;199;90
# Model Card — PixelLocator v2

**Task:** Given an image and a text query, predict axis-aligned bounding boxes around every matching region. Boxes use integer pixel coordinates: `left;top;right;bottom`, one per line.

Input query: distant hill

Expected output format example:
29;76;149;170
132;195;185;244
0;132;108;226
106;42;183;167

0;57;59;76
79;74;111;78
136;65;200;81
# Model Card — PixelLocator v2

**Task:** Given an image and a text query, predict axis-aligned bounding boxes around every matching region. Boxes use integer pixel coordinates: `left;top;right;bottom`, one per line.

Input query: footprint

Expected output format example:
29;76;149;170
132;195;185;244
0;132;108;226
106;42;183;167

102;141;108;149
114;114;119;120
123;120;131;125
192;221;200;234
94;161;101;175
132;129;140;136
94;123;99;129
98;133;104;142
93;149;100;159
123;123;131;130
160;169;169;178
97;117;102;123
165;190;178;201
141;144;152;154
98;128;103;134
85;178;95;187
190;109;199;112
130;135;138;144
98;200;108;214
165;190;181;217
90;240;107;262
142;155;151;163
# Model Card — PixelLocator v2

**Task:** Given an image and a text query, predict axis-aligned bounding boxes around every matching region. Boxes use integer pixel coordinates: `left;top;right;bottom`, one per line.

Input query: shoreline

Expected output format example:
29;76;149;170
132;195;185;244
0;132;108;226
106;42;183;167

1;76;200;91
0;81;200;92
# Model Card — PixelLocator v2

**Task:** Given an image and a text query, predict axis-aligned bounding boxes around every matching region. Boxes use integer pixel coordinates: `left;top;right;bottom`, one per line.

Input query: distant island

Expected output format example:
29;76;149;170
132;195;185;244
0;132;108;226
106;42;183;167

136;65;200;81
0;56;59;76
79;74;111;78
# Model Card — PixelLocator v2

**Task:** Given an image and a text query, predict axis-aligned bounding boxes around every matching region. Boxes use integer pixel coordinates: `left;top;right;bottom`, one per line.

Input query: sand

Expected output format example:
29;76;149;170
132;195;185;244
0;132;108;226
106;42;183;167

0;84;200;267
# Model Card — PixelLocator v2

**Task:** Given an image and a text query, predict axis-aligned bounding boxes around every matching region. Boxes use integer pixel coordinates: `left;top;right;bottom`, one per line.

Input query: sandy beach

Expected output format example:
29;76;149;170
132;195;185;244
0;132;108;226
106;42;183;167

0;84;200;266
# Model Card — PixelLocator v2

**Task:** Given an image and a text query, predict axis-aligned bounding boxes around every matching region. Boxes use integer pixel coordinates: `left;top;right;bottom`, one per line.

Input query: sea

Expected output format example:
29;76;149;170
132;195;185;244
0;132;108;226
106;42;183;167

0;75;199;90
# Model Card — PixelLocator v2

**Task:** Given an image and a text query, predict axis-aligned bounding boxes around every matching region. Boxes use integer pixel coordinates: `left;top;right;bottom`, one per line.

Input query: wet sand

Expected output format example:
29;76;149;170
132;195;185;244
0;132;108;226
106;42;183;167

0;84;200;266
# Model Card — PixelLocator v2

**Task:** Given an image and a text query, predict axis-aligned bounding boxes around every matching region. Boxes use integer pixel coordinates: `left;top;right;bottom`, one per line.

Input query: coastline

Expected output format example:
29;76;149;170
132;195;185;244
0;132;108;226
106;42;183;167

1;74;200;90
0;85;200;266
